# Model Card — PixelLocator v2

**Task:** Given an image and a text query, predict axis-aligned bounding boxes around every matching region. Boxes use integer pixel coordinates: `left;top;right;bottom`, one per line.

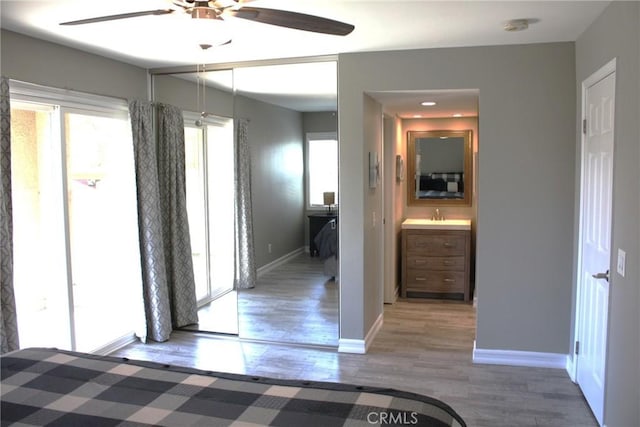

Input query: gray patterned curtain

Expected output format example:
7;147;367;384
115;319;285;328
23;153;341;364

129;100;198;342
234;119;257;289
155;104;198;327
0;77;19;353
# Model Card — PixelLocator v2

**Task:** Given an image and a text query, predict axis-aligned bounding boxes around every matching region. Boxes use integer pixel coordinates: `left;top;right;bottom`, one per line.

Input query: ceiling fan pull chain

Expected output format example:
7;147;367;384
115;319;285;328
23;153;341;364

196;63;201;117
202;63;206;116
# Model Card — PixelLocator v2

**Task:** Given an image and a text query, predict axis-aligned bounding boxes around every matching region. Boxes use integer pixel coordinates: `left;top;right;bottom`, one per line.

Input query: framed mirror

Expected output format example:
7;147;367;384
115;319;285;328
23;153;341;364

407;129;473;206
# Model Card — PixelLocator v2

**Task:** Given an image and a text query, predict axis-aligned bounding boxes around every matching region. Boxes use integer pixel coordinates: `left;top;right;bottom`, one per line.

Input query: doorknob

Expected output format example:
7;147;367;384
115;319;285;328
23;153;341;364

592;270;610;282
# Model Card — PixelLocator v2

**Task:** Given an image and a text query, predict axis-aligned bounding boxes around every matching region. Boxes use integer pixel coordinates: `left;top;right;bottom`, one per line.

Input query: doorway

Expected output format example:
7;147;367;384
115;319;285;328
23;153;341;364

372;89;479;306
574;58;616;427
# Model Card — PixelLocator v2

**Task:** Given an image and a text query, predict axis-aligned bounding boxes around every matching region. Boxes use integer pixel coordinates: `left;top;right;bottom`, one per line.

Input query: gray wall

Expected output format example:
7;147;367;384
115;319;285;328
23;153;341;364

362;94;384;333
1;30;148;101
338;43;576;354
235;96;305;268
575;2;640;425
156;74;307;267
153;74;234;118
1;30;305;272
155;74;306;268
303;111;337;133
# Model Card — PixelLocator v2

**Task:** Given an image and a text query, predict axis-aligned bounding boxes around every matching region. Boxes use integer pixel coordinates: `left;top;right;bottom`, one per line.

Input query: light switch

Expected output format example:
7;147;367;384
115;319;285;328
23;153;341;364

617;249;626;277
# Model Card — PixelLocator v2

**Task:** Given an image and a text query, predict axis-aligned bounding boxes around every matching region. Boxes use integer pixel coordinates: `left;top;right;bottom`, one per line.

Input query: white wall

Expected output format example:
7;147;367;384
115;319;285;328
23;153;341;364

574;2;640;425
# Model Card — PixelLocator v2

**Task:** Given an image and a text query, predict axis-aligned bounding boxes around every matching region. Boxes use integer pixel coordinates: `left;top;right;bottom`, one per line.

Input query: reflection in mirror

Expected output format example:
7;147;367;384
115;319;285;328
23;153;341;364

155;69;240;337
152;61;340;346
407;130;472;206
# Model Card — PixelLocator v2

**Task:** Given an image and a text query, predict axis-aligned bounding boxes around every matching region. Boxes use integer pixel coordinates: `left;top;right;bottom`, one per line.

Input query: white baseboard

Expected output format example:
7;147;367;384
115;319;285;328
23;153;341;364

338;312;384;354
472;341;568;369
93;333;137;356
565;354;577;382
337;338;366;354
257;247;305;277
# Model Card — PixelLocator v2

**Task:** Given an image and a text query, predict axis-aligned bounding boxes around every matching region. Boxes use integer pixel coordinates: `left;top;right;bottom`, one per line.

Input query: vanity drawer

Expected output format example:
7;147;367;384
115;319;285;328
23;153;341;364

401;227;471;301
407;255;465;271
405;270;465;293
406;233;466;256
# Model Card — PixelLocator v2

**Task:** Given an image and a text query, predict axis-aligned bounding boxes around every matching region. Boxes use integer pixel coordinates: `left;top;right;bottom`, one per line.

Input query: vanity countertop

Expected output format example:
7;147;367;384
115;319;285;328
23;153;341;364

401;218;471;230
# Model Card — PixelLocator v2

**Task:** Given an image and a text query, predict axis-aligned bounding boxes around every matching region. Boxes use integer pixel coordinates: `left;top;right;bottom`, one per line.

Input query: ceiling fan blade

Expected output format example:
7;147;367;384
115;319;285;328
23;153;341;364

229;7;354;36
60;9;175;26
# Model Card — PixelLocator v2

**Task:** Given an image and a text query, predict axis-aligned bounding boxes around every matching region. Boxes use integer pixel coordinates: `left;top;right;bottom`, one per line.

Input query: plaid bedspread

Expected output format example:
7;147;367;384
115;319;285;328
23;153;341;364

1;348;466;427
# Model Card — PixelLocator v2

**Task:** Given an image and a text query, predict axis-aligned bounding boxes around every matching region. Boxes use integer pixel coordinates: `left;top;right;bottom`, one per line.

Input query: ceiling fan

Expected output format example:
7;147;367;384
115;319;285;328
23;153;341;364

59;0;355;37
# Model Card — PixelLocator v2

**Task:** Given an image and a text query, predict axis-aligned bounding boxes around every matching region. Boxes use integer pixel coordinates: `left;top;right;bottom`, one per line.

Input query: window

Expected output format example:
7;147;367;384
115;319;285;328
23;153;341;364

10;82;143;353
184;115;235;306
306;132;338;208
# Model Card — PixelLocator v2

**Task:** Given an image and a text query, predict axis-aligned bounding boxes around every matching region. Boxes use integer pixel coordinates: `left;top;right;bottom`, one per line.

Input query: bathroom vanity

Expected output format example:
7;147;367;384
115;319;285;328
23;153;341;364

401;219;471;301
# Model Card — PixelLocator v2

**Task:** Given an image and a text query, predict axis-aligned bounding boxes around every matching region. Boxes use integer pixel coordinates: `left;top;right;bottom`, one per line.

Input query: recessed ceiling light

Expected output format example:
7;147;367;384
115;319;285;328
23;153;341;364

504;19;529;32
421;101;436;106
453;113;463;117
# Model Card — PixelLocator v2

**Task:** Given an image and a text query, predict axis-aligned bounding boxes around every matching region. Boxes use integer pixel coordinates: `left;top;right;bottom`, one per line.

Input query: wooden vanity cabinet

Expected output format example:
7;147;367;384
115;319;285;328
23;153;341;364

401;228;471;301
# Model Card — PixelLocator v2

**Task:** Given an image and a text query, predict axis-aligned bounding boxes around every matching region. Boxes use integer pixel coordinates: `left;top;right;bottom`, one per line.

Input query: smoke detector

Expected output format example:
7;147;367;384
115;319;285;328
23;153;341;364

504;19;529;32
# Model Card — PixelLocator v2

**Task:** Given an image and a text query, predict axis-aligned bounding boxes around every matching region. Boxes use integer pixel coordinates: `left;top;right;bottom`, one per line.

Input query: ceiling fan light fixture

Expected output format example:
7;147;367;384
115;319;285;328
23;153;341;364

503;19;529;32
191;6;220;20
188;16;231;47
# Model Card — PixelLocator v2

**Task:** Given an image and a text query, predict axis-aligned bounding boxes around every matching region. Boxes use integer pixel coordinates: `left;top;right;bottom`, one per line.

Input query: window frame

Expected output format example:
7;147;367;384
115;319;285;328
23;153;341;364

182;112;235;307
8;80;142;353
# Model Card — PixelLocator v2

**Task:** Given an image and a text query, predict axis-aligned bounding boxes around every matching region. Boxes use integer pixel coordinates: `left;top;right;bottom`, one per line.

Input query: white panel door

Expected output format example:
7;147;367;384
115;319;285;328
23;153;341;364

576;63;616;427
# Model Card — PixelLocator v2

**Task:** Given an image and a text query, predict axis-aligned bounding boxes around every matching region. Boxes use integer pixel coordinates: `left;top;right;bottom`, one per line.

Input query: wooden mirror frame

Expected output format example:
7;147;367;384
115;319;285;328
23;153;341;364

406;129;473;207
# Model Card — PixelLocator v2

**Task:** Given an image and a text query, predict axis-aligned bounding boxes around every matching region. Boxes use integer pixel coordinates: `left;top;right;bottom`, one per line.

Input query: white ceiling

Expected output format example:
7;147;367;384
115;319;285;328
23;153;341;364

0;0;609;115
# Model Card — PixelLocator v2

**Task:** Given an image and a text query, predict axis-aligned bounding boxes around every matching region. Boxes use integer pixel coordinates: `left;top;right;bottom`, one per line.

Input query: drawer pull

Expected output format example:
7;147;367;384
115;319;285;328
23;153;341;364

443;278;456;283
443;261;454;266
414;260;427;265
415;277;427;281
443;242;454;248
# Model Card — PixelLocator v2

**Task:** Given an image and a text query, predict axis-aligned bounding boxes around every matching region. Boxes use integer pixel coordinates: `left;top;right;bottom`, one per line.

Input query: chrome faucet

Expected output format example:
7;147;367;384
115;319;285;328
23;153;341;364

431;208;445;221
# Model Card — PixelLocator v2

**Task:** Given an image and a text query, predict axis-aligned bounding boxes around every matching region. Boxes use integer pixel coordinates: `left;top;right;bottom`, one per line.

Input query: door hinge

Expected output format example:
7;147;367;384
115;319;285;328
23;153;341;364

582;119;587;135
575;341;580;355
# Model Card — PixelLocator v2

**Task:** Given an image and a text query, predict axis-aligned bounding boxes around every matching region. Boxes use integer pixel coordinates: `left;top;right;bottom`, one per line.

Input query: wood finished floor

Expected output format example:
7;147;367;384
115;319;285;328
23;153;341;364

184;253;339;346
238;253;338;346
112;298;597;426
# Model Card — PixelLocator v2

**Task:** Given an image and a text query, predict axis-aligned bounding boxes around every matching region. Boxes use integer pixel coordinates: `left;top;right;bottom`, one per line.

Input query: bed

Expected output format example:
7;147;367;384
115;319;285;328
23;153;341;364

1;347;466;426
314;218;338;279
418;173;464;199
